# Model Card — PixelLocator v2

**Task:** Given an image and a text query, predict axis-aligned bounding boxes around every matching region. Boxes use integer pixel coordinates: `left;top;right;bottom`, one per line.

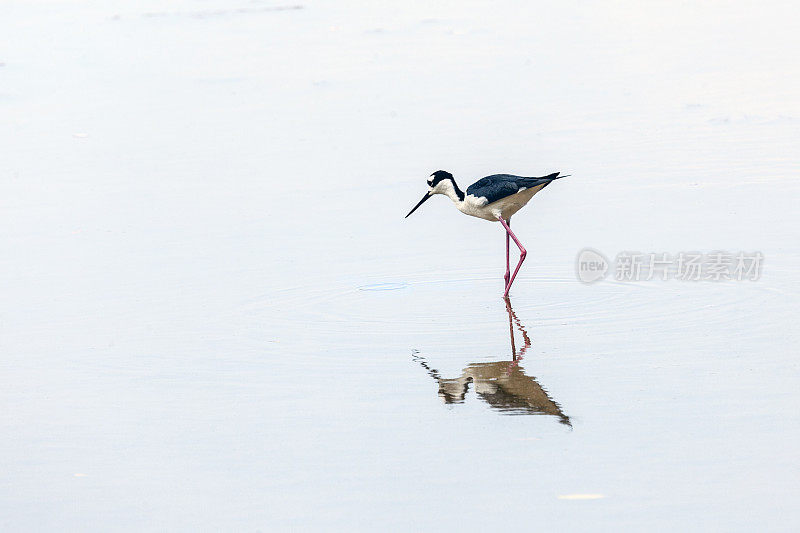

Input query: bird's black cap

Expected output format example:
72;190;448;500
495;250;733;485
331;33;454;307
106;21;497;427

429;170;453;184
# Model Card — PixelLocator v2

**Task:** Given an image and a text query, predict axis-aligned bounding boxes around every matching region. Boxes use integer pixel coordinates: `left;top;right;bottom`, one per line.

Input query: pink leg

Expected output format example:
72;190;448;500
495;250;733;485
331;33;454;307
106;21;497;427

498;216;527;298
504;220;511;287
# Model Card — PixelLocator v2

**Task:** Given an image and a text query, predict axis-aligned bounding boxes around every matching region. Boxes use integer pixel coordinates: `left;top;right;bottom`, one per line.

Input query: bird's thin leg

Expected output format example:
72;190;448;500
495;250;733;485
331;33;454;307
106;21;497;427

504;219;511;287
497;216;527;297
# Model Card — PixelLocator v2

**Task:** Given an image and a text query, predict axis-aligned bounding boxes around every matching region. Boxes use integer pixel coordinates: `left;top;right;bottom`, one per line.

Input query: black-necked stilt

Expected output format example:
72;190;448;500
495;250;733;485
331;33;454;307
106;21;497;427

405;170;568;297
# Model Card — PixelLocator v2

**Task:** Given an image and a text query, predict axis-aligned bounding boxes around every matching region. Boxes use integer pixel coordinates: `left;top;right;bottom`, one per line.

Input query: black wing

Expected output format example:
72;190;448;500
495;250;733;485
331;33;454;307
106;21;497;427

466;172;564;205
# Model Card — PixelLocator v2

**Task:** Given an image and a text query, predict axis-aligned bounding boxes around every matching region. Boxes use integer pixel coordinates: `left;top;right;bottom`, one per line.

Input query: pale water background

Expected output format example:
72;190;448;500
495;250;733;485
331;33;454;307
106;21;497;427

2;1;799;531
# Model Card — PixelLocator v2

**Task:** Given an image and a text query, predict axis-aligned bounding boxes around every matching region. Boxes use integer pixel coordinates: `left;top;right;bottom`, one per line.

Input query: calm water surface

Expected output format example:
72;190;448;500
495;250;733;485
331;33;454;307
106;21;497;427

2;1;799;531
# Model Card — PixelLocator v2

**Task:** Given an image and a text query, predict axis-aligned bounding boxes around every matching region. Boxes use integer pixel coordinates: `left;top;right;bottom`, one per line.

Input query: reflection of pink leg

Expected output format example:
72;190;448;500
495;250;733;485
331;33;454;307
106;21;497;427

505;297;531;370
498;216;526;298
504;220;511;287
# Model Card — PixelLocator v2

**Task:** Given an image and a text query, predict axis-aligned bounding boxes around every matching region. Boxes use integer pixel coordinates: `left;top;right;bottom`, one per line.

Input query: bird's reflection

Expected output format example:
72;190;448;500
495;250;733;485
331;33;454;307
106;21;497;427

413;298;570;426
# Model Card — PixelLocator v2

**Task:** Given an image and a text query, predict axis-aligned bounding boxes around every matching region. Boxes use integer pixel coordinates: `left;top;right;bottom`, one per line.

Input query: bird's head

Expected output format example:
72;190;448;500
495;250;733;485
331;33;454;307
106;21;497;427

405;170;456;218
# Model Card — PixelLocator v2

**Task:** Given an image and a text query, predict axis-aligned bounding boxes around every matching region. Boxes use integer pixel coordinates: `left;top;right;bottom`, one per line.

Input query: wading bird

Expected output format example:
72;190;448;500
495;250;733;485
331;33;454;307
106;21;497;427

405;170;567;297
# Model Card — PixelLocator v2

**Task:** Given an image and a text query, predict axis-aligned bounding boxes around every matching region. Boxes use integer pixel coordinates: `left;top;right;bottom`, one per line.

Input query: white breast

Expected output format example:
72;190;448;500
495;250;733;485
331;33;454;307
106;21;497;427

457;185;545;221
457;194;497;221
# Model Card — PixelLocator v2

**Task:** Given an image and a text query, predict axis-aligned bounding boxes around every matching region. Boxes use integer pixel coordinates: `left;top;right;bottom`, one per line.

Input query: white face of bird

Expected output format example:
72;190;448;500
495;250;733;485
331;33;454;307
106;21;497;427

405;170;456;218
428;177;454;196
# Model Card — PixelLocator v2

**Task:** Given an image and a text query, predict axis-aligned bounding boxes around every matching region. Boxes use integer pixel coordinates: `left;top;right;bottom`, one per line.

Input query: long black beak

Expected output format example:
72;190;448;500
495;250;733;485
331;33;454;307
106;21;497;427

405;192;432;218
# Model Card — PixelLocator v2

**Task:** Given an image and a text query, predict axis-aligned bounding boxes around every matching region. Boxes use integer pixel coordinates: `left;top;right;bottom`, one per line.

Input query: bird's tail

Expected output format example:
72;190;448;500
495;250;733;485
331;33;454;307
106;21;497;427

520;172;569;188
